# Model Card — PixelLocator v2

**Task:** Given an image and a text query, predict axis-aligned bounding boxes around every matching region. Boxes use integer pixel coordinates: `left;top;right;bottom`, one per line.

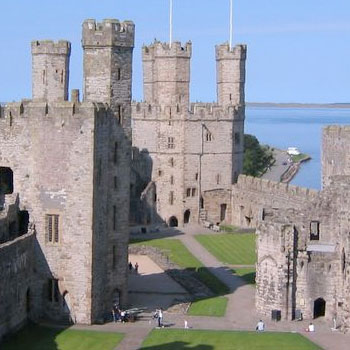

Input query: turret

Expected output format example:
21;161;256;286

82;19;135;136
216;43;246;107
142;41;192;108
31;40;71;102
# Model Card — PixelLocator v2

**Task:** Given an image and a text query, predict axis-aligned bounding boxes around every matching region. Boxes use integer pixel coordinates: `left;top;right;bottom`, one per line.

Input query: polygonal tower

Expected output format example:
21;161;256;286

142;41;192;108
31;40;71;102
216;43;246;106
82;19;135;137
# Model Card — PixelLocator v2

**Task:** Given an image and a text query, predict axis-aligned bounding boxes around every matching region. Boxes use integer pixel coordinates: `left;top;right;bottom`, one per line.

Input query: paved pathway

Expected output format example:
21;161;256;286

67;225;350;350
262;148;290;182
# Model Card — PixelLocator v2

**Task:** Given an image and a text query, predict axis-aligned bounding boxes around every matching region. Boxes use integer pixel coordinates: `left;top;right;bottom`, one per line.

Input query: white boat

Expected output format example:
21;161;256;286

287;147;300;156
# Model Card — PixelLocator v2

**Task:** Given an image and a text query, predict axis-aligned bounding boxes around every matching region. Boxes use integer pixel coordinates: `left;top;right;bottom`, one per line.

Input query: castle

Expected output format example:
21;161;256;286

0;17;246;340
130;41;246;227
201;127;350;331
0;19;134;339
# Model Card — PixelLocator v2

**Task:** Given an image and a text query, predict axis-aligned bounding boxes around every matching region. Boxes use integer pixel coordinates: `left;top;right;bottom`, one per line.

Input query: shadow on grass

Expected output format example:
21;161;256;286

141;342;213;350
1;323;63;350
232;269;256;285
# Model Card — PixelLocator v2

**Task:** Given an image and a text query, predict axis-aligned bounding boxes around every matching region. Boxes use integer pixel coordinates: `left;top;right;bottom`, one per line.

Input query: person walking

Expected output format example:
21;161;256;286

135;262;139;274
158;308;163;328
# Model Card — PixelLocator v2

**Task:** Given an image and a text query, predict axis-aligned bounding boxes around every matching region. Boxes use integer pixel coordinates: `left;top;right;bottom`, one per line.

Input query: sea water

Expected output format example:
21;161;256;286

245;107;350;190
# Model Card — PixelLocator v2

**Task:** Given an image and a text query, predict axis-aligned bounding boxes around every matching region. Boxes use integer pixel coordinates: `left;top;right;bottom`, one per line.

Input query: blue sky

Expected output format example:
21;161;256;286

1;0;349;103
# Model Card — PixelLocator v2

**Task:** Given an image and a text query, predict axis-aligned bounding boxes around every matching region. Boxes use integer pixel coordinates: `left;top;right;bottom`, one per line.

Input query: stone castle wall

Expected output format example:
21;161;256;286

0;232;34;342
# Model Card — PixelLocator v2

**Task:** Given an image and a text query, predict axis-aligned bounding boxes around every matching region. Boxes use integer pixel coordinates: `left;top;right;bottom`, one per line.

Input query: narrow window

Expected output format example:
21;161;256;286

117;68;121;80
46;214;59;243
48;279;59;303
169;191;174;205
310;221;320;240
42;70;46;84
167;137;175;149
169;158;174;167
216;174;221;185
191;188;196;197
60;70;64;84
186;188;191;197
114;176;118;190
0;167;14;194
112;246;117;269
206;132;212;142
195;173;199;181
158;170;162;177
229;93;232;101
154;193;157;202
113;205;117;230
117;105;123;124
114;143;118;164
170;175;174;185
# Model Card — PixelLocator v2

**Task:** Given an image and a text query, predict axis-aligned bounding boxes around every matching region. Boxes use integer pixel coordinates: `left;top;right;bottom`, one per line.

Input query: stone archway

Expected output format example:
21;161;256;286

184;210;191;224
314;298;326;318
169;216;178;227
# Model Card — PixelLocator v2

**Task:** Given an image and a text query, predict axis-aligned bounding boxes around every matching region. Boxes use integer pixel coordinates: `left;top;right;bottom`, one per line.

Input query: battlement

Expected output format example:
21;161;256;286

82;19;135;48
323;125;350;138
0;100;108;125
143;40;192;59
236;175;320;201
31;40;71;55
215;43;247;60
131;101;244;121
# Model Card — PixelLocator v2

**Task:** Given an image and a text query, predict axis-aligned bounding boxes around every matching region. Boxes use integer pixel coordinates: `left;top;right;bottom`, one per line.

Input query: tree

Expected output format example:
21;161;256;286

243;134;274;177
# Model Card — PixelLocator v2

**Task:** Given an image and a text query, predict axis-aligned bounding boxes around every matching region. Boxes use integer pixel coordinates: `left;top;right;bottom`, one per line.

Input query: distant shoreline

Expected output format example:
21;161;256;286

247;102;350;109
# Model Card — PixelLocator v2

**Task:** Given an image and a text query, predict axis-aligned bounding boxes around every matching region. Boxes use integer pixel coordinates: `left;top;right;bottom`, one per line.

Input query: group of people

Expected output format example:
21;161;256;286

255;319;316;333
111;303;128;323
129;261;139;273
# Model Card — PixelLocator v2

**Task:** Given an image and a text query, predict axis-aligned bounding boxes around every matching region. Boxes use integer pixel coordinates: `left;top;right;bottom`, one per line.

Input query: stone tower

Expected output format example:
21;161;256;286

31;40;71;102
216;43;246;106
142;41;192;107
82;19;135;137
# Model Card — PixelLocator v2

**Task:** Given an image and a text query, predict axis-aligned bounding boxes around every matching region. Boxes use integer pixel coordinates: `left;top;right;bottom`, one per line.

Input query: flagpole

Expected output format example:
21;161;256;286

229;0;233;50
169;0;173;47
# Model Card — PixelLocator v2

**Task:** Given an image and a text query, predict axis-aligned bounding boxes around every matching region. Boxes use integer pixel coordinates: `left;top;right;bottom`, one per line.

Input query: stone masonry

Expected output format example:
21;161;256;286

131;42;247;227
207;127;350;332
0;18;134;341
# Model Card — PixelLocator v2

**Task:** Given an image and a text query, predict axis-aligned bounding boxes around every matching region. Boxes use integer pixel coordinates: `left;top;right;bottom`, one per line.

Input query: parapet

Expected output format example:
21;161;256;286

323;125;350;138
215;43;247;60
82;19;135;48
143;40;192;59
31;40;71;55
235;175;320;201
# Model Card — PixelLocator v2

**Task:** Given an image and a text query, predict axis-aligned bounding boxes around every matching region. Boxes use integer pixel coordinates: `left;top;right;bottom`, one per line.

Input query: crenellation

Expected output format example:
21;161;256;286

82;19;135;48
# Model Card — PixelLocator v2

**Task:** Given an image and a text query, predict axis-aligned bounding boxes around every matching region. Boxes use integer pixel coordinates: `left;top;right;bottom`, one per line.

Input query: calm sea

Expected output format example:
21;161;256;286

245;107;350;190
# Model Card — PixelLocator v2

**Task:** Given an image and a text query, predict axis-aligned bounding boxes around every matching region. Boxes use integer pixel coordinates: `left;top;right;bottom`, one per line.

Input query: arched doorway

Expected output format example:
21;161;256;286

184;210;191;224
169;216;178;227
314;298;326;318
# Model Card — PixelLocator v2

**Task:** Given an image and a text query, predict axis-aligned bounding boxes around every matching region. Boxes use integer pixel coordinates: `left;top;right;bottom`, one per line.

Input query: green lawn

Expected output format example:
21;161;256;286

131;238;229;316
187;297;228;317
232;267;256;285
140;329;322;350
2;325;124;350
195;233;256;265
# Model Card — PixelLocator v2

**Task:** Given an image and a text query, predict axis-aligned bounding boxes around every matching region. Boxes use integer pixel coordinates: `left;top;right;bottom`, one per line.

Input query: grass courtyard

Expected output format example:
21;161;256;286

195;233;256;265
131;238;229;316
2;325;124;350
140;329;322;350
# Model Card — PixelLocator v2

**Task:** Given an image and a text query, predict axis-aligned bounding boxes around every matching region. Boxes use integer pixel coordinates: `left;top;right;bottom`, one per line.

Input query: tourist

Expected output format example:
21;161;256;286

112;306;116;322
184;320;189;329
129;262;133;271
120;309;127;323
306;322;315;332
256;320;265;332
135;262;139;274
158;308;163;327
